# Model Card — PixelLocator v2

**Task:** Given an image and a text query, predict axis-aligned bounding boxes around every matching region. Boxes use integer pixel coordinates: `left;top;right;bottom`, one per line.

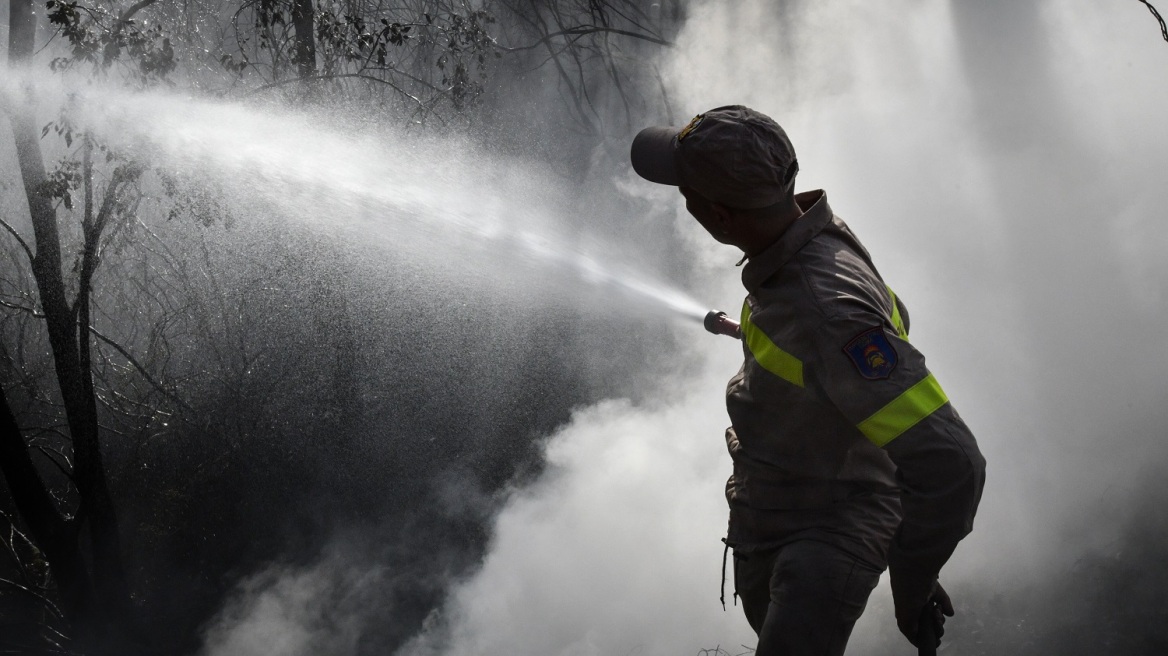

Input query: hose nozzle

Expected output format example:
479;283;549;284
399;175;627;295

704;310;742;340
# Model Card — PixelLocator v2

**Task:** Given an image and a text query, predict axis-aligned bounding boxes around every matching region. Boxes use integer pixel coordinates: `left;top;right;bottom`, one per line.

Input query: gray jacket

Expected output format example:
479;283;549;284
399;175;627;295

725;190;986;585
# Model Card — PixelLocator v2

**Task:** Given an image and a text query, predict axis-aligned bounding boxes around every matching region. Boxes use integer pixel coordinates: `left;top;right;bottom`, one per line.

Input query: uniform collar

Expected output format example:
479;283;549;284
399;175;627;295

741;189;833;294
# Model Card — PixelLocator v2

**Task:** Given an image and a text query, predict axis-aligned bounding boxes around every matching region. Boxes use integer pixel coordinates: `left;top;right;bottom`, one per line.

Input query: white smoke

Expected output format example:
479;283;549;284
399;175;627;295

201;1;1168;654
202;560;376;656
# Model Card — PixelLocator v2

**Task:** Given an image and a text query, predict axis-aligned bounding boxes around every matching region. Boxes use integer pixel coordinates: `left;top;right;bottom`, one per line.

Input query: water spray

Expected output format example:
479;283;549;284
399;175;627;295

3;74;740;335
703;310;742;340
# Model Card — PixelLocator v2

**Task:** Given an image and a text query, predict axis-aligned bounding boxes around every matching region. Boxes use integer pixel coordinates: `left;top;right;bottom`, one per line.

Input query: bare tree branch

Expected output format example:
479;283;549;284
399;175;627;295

115;0;160;30
1139;0;1168;43
88;326;191;413
0;299;42;316
247;73;447;124
0;509;35;581
0;577;64;619
32;444;74;481
1;295;190;414
500;24;672;52
0;219;35;264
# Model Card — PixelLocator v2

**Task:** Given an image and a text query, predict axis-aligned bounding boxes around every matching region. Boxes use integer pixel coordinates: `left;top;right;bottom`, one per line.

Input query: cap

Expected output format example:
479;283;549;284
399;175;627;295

630;105;799;209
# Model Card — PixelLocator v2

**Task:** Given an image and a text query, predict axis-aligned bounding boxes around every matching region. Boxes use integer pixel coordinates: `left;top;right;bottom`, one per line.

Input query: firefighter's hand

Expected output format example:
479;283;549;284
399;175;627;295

893;576;954;647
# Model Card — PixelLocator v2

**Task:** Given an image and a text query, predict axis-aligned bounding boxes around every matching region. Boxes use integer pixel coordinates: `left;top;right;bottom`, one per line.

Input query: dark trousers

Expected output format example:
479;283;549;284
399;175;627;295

734;539;883;656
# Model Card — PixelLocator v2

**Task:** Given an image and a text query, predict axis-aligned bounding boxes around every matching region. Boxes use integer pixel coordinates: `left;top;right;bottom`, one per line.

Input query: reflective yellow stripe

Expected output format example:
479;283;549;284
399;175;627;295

857;373;949;447
886;286;908;340
741;302;805;388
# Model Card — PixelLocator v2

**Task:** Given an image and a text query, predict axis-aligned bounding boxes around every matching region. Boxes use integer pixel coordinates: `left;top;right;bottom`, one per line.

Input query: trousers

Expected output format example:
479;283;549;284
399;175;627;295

733;539;884;656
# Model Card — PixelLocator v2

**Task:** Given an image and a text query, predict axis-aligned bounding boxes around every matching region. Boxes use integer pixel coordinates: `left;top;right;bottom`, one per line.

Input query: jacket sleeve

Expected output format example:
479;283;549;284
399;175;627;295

809;314;986;600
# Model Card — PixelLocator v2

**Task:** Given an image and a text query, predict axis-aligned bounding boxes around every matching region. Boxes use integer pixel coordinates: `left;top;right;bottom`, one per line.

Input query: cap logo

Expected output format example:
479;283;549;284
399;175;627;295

677;114;705;141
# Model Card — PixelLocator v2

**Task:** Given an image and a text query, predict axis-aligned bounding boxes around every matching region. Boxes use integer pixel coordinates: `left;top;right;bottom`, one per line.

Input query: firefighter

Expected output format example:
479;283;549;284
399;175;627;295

630;106;985;655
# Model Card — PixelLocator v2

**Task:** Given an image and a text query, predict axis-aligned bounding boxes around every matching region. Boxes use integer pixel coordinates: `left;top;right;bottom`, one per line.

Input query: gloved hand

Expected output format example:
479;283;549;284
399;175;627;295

891;571;954;648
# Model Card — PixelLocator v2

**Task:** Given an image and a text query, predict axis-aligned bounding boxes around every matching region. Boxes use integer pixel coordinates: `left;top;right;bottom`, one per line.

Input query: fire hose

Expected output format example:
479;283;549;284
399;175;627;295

703;310;742;339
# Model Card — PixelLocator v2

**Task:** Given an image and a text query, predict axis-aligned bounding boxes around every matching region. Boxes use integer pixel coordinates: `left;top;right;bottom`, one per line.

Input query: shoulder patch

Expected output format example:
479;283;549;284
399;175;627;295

843;326;898;380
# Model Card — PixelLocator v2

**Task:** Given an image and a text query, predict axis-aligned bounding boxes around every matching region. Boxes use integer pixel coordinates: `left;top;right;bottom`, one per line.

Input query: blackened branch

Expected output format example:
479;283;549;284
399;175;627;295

1140;0;1168;43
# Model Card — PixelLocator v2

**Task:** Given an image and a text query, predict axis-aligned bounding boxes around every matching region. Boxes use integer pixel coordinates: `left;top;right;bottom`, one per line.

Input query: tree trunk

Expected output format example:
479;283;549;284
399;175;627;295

291;0;317;79
5;0;133;648
0;385;90;628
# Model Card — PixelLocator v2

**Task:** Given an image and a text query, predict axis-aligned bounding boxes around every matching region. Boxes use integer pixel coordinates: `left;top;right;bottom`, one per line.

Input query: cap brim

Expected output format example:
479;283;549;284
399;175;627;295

630;126;681;186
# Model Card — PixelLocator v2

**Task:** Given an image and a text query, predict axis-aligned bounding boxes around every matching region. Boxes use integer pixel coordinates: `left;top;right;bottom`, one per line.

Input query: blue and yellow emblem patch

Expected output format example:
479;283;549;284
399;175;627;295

844;327;898;380
677;114;705;141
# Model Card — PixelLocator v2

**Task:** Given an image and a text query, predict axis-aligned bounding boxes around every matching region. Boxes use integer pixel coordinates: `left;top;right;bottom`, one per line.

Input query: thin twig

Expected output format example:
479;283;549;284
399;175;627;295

31;445;74;480
246;73;439;120
1139;0;1168;43
0;510;33;576
0;219;34;264
116;0;159;27
500;25;672;52
5;290;192;414
0;578;64;619
0;299;42;316
88;326;192;413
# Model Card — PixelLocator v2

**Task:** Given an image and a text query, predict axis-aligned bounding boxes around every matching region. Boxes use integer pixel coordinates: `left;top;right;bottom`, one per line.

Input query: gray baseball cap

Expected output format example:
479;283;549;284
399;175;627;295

630;105;799;209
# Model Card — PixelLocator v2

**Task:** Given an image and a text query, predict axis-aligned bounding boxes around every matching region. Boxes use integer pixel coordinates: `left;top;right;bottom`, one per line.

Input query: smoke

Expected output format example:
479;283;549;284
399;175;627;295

202;343;752;656
397;362;750;656
202;557;376;656
196;1;1168;654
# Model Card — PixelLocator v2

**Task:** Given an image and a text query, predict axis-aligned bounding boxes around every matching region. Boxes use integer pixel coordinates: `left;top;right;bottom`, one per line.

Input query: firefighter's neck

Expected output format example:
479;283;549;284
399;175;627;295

726;199;804;257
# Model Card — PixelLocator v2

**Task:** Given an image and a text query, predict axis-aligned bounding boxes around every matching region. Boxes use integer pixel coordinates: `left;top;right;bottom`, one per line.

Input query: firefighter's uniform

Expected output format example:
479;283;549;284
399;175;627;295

630;105;985;655
726;189;986;653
